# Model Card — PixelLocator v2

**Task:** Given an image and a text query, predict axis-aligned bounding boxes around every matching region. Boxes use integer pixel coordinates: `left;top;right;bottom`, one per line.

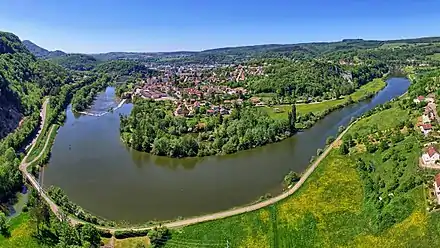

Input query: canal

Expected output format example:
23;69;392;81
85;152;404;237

43;77;410;223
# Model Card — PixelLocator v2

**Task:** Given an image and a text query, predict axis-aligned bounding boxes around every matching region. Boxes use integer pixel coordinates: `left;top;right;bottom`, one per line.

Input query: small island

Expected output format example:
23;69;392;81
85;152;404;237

119;59;388;157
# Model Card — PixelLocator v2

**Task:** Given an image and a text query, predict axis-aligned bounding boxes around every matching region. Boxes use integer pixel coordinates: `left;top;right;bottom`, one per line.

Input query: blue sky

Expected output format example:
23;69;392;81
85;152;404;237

1;0;439;53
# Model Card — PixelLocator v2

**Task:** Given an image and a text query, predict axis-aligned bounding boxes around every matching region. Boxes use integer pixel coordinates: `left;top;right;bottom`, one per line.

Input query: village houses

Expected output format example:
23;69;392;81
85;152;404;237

422;146;440;165
419;123;433;136
413;95;435;104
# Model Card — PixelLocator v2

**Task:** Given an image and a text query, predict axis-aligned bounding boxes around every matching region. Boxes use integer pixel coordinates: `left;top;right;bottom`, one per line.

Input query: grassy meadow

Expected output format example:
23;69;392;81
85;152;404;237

266;78;386;120
146;102;440;248
0;213;42;248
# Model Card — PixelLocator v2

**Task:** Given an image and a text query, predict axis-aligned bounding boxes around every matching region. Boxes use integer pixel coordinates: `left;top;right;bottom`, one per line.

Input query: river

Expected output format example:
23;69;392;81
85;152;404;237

43;77;410;223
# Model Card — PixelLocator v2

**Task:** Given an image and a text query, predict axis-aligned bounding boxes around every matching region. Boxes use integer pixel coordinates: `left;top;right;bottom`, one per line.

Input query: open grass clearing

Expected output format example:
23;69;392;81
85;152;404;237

266;78;386;120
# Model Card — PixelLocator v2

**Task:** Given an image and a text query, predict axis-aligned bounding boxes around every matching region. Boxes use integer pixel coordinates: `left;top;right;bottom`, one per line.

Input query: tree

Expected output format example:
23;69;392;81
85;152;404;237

81;224;101;246
288;104;296;132
339;141;349;155
317;148;323;156
0;211;10;237
338;125;345;134
148;226;171;248
284;171;300;186
326;136;335;145
379;140;389;151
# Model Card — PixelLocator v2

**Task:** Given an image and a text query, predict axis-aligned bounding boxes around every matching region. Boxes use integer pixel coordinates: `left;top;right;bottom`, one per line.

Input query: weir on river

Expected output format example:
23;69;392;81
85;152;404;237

43;77;410;223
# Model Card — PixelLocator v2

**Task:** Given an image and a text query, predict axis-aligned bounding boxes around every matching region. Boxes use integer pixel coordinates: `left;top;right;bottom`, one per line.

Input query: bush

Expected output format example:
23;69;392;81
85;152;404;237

98;229;113;238
283;171;300;186
114;229;149;239
338;125;346;134
316;148;323;156
339;142;349;155
326;136;335;145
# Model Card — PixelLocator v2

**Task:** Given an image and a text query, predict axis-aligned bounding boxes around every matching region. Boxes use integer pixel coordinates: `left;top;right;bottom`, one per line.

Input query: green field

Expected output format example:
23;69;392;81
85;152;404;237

102;237;150;248
126;102;438;248
428;53;440;61
347;107;410;137
379;43;414;49
266;78;386;120
25;100;52;163
0;213;42;248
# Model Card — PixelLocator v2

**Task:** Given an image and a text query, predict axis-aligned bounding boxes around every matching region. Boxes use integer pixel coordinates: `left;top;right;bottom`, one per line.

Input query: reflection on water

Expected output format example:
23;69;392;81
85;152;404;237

44;78;410;223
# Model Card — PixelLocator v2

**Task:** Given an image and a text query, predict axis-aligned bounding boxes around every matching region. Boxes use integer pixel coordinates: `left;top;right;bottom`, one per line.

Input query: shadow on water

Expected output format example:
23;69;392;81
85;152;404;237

44;78;410;223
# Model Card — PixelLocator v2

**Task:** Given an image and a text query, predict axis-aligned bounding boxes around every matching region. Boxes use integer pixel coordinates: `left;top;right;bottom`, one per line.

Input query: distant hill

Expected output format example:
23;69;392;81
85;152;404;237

90;37;440;65
21;36;440;68
94;60;158;77
48;54;99;71
90;51;197;62
22;40;66;58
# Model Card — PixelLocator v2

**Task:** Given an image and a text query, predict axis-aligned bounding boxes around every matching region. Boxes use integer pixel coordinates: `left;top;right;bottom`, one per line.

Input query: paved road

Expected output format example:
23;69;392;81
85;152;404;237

18;99;66;222
19;98;357;232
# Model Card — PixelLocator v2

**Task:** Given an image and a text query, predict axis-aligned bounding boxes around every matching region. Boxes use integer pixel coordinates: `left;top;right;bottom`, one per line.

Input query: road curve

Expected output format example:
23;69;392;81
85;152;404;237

19;97;357;232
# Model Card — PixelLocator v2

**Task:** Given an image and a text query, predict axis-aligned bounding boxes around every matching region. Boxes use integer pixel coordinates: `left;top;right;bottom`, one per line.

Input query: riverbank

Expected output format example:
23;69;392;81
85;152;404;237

44;77;410;222
118;78;387;159
266;78;386;121
21;93;363;234
2;79;420;247
112;92;435;247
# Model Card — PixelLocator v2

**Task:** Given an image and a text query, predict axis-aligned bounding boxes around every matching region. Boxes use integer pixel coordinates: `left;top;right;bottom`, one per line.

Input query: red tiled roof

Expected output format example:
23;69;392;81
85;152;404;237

435;173;440;186
422;124;432;130
428;146;438;157
418;96;425;100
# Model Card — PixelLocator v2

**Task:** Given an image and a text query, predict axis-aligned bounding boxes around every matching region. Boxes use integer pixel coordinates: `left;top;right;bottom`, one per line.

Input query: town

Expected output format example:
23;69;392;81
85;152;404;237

128;64;265;117
413;94;440;208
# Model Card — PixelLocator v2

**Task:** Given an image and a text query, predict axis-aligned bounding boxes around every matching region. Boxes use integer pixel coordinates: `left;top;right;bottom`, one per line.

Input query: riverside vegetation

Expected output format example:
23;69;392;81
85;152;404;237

3;28;440;247
119;59;388;158
0;31;105;247
120;99;297;157
109;67;440;248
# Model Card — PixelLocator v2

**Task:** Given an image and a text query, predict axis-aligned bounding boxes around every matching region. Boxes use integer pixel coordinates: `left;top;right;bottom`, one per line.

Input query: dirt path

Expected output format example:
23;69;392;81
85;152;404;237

19;97;357;233
103;121;357;232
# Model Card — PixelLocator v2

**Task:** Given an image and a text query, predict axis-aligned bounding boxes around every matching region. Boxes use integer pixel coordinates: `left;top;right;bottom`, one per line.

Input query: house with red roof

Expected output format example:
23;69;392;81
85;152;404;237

419;123;433;136
414;95;425;104
433;173;440;204
422;146;440;165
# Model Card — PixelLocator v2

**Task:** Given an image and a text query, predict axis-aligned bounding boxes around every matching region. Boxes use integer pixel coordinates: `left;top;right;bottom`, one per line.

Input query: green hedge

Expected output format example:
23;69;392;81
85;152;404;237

114;229;149;239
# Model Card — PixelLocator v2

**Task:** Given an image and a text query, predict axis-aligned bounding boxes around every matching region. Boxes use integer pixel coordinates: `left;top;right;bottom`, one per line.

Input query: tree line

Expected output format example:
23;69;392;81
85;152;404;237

243;59;388;101
120;99;296;157
71;74;111;112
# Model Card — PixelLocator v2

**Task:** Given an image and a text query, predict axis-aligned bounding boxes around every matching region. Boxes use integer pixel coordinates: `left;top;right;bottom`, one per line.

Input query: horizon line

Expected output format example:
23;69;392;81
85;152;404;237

21;34;440;55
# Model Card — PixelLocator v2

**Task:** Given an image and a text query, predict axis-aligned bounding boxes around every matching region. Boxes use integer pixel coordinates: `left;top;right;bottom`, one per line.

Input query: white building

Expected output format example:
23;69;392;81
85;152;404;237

422;146;440;165
433;174;440;204
420;124;433;136
423;114;431;124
